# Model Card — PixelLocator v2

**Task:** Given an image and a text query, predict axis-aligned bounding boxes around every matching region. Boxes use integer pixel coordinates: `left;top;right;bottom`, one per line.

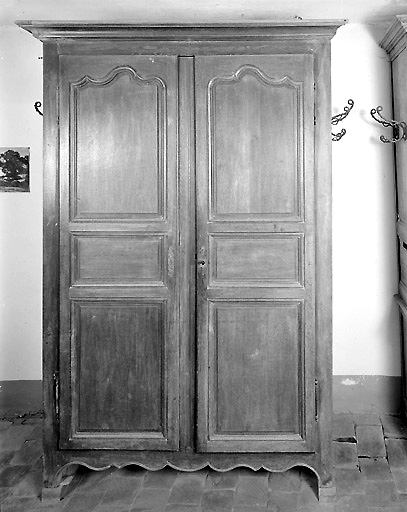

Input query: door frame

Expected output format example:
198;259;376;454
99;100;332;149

194;54;317;453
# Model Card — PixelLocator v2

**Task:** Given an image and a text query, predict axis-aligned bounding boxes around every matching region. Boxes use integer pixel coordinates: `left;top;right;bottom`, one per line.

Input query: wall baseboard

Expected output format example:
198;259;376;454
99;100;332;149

333;375;403;414
0;380;42;416
0;376;403;417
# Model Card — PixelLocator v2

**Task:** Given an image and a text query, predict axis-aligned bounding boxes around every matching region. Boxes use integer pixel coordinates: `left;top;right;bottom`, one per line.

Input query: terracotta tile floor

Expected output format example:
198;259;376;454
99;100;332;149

2;411;407;511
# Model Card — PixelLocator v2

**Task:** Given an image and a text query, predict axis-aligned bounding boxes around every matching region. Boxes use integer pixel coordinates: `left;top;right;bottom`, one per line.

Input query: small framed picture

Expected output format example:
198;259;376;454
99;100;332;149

0;147;30;192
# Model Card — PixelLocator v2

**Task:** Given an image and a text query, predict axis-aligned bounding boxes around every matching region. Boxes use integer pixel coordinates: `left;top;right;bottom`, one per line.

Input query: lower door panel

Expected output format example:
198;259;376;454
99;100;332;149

198;299;314;453
59;298;180;451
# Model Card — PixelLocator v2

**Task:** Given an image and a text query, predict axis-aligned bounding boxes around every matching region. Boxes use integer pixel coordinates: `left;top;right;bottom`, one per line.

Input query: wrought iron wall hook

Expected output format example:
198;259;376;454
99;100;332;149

34;101;43;116
332;128;346;142
332;99;354;141
370;106;406;143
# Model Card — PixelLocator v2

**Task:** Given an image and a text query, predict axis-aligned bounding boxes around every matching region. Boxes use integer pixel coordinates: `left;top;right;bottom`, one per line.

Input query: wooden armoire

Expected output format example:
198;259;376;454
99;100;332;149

18;20;342;500
381;17;407;418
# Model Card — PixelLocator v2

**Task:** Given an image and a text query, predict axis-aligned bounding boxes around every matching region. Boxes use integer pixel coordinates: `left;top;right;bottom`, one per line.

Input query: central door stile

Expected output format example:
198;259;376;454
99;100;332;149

178;56;197;452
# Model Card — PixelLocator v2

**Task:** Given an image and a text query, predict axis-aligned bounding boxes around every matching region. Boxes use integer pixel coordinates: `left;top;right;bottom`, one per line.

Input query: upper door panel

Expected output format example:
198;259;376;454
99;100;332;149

201;55;310;223
61;56;174;223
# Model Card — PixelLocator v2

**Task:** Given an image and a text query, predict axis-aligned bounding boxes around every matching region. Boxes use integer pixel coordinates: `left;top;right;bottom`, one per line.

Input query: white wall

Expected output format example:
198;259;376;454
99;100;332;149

331;23;400;375
0;2;402;379
0;26;43;379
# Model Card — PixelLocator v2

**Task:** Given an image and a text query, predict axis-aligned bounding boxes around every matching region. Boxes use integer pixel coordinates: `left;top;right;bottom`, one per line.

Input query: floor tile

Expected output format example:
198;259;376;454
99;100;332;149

165;505;199;512
98;482;140;507
0;487;12;502
3;410;407;511
381;415;407;439
205;471;240;489
300;468;319;494
0;425;35;452
268;491;299;512
168;472;207;505
23;425;42;443
0;451;14;467
334;493;368;512
333;413;356;441
11;469;42;497
333;441;359;469
233;506;268;512
359;457;393;481
356;425;386;457
234;476;268;507
354;413;382;426
0;496;41;512
268;469;301;492
10;439;42;466
367;508;403;512
298;480;319;508
143;468;178;489
231;468;263;478
62;491;104;512
386;439;407;469
300;504;334;512
364;480;400;507
32;502;66;512
130;487;171;511
70;471;110;495
94;505;133;512
115;466;147;481
0;420;13;431
334;468;365;496
0;465;32;487
31;498;61;511
391;469;407;494
76;466;144;495
201;488;234;512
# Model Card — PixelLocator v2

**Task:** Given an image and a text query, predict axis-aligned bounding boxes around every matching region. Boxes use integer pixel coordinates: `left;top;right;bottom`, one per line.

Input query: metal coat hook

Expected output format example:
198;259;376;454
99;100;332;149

332;99;354;141
34;101;43;116
332;128;346;142
370;106;406;143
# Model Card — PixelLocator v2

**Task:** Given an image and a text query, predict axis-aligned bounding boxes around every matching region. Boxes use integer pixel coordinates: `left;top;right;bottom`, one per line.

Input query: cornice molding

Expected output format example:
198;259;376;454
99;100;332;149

381;15;407;60
16;20;345;42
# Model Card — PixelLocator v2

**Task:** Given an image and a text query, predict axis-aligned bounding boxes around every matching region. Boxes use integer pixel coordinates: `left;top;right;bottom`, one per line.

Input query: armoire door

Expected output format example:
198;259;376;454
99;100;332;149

58;55;180;450
195;55;316;452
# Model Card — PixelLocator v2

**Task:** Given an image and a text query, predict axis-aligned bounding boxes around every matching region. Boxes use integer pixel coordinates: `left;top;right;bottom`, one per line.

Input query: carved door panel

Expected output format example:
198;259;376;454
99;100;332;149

195;55;316;452
58;56;180;450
